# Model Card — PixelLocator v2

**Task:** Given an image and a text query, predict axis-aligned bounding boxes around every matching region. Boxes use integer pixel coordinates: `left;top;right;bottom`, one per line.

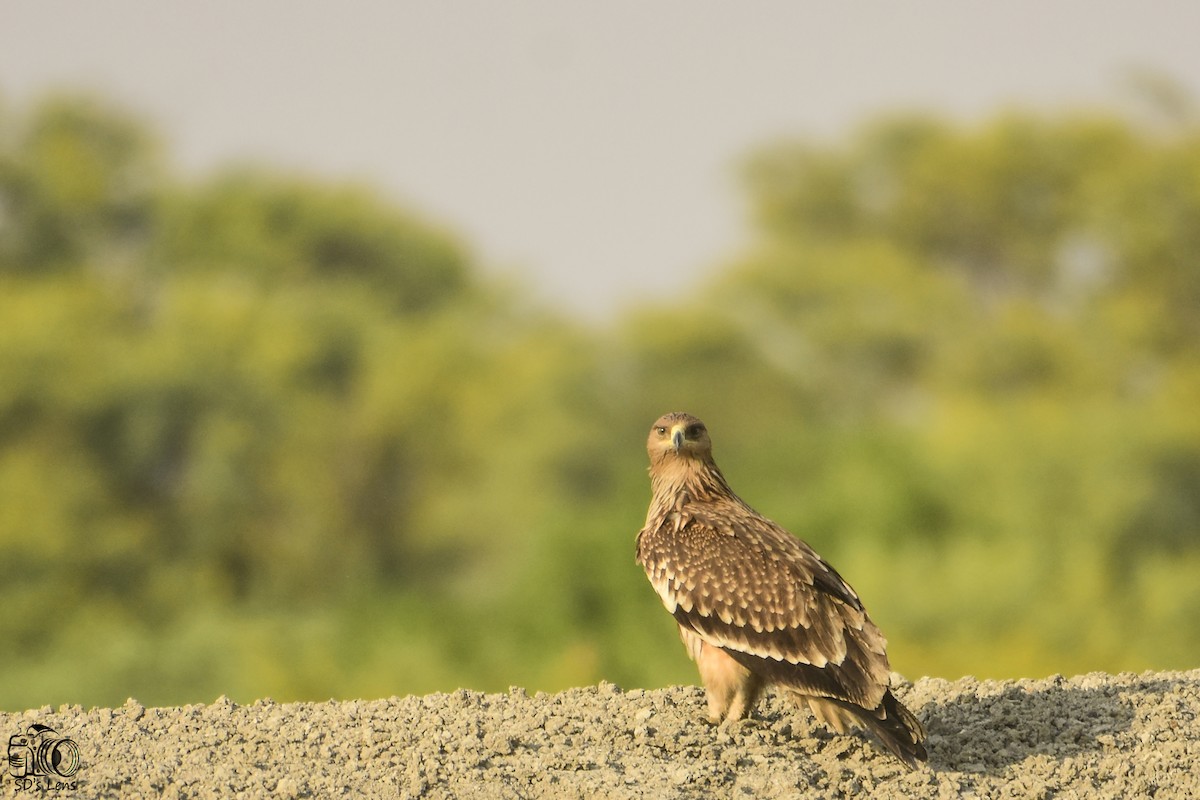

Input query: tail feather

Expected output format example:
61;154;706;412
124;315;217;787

800;690;927;769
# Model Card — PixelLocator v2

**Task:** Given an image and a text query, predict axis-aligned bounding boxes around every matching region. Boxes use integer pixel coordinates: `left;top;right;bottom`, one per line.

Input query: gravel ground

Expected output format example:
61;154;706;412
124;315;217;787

2;670;1197;799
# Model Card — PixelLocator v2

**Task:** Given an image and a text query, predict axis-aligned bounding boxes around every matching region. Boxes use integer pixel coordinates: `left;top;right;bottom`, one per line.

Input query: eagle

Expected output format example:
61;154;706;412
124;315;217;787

635;412;927;768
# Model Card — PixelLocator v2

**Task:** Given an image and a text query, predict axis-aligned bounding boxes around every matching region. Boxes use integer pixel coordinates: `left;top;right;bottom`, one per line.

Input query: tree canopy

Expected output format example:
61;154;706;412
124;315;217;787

1;93;1197;709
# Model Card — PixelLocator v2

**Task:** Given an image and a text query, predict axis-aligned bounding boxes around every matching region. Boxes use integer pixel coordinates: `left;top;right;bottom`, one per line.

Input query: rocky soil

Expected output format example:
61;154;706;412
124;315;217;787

2;670;1198;798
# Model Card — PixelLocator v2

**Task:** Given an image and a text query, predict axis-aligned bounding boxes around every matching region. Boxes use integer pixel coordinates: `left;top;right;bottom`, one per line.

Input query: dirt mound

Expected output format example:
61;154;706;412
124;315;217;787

2;670;1197;798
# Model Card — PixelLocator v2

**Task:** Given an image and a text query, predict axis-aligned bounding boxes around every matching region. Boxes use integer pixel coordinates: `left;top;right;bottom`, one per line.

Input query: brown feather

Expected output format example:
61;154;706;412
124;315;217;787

635;412;927;768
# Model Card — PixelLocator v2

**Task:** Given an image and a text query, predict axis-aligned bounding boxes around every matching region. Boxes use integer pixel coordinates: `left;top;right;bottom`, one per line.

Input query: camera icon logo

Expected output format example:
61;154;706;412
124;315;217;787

7;724;81;780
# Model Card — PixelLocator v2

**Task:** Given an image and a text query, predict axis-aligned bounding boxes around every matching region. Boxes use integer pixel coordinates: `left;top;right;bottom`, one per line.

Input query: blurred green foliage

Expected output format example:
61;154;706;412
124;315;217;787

1;93;1198;710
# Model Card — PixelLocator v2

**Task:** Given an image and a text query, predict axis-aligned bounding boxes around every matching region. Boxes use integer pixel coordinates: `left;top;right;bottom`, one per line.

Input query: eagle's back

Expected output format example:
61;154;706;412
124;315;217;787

636;488;892;710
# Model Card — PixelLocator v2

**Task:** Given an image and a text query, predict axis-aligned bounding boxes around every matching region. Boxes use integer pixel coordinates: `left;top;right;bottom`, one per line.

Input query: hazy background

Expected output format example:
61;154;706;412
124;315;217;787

2;3;1199;710
5;1;1200;316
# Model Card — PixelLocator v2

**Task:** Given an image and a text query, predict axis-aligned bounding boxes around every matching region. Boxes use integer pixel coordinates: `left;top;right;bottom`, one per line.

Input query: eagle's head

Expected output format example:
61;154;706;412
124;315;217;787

646;411;713;464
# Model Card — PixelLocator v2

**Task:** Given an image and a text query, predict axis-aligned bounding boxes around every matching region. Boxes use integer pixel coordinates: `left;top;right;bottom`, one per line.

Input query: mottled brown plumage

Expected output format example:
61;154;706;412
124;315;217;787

635;412;927;768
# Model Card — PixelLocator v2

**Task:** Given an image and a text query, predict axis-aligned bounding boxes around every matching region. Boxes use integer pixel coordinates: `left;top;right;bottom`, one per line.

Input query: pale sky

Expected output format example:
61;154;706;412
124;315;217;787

3;1;1199;317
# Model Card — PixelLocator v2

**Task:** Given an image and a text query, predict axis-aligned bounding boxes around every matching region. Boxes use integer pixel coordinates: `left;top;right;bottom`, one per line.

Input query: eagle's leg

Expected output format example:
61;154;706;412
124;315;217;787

695;639;764;724
795;693;855;734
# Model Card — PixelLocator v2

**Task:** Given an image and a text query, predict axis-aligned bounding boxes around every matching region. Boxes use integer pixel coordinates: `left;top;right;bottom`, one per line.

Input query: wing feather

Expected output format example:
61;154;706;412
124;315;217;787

637;503;891;709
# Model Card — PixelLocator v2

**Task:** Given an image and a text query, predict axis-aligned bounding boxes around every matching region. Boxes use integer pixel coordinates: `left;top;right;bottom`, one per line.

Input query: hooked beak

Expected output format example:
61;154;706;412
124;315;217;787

671;426;685;452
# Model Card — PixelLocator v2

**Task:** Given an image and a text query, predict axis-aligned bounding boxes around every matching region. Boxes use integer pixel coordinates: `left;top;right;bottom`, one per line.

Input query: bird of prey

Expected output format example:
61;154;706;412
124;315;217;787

635;411;927;768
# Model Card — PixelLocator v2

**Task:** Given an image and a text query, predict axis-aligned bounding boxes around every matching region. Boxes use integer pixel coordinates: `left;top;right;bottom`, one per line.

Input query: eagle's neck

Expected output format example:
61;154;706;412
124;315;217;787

648;455;736;517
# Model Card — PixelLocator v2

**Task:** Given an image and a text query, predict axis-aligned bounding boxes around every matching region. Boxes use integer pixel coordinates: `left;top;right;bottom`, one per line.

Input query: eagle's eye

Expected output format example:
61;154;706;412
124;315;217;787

654;426;667;436
687;424;705;438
